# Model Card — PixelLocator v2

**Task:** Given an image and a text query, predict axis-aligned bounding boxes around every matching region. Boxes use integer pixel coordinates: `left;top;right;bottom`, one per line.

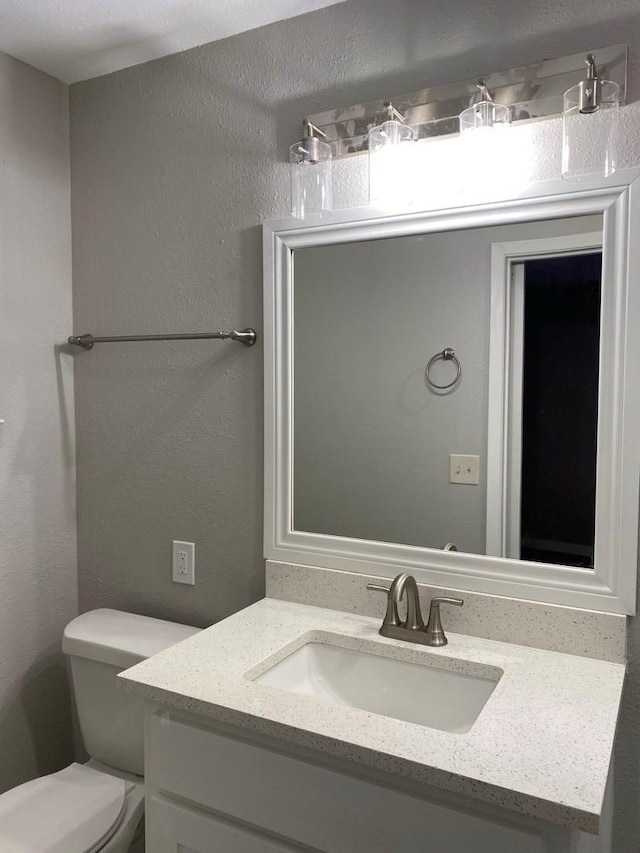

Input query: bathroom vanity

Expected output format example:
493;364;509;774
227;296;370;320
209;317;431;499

122;171;639;851
121;597;623;853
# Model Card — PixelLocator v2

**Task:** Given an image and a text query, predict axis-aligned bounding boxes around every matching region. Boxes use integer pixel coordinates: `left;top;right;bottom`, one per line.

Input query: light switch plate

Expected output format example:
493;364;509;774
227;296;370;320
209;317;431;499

449;454;480;485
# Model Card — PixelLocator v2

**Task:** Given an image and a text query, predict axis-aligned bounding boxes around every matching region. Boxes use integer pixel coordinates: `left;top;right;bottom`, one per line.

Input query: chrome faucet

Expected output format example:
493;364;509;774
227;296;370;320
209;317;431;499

367;573;463;647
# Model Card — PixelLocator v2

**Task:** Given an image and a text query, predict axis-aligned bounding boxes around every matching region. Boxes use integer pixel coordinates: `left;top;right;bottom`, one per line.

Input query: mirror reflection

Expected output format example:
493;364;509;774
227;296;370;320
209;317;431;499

293;214;603;569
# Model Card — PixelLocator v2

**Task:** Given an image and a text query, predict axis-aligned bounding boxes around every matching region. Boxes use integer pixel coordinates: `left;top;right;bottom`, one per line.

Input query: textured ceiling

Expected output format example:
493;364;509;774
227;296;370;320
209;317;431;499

0;0;347;83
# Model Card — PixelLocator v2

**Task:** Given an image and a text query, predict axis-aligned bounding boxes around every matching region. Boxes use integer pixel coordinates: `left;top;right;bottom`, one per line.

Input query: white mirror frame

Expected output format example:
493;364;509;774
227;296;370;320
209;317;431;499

263;171;640;614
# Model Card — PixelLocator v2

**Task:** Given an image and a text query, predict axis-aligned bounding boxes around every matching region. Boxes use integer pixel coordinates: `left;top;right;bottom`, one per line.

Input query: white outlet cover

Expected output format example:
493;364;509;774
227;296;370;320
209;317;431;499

172;540;195;585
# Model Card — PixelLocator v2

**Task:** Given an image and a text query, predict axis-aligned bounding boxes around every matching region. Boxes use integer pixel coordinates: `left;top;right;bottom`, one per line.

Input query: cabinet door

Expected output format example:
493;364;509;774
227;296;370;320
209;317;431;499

147;795;322;853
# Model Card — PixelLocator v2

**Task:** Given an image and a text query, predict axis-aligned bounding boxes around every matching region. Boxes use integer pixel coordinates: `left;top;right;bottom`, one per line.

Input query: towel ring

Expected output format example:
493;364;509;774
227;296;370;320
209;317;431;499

425;348;462;390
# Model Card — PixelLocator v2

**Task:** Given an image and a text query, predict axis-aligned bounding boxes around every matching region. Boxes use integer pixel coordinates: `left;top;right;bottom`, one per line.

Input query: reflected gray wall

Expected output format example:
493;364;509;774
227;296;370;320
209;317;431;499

69;0;640;848
0;52;76;794
294;216;601;555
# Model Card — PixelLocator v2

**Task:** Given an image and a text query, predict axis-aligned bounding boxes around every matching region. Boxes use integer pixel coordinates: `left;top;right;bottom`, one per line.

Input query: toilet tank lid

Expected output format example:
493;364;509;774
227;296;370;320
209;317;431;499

63;609;201;668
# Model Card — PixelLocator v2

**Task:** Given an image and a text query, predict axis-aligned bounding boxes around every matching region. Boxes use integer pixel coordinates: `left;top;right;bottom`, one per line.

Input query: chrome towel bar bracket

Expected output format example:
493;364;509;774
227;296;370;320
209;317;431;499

67;328;257;350
425;347;462;390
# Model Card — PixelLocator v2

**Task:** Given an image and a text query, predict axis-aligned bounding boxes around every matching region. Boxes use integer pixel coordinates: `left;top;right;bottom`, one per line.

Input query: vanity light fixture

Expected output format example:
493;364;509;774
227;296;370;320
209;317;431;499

289;119;333;219
291;46;625;209
562;54;619;181
368;101;416;208
458;80;510;136
303;45;625;159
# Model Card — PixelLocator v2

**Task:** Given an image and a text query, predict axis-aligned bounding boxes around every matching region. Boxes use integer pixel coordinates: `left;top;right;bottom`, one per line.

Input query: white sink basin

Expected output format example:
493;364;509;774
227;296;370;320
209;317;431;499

255;640;501;734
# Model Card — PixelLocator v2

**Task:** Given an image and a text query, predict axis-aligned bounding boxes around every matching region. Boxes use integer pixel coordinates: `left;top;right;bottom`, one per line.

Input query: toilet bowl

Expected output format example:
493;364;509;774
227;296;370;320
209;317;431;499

0;609;200;853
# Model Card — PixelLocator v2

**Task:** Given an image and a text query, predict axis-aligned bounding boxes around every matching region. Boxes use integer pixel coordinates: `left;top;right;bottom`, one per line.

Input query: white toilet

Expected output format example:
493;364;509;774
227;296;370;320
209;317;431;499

0;608;200;853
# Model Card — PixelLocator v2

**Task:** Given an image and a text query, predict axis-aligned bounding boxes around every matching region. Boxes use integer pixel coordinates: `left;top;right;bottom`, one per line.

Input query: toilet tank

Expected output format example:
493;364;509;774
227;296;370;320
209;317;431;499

62;609;201;777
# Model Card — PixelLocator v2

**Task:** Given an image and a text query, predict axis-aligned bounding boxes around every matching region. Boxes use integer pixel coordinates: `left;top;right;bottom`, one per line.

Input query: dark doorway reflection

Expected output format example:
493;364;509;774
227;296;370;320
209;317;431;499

520;253;601;568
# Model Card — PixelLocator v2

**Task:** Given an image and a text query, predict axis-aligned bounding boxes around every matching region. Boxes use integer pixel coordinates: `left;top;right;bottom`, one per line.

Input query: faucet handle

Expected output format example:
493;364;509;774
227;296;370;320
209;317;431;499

366;582;402;627
431;596;464;608
425;597;464;647
366;583;390;594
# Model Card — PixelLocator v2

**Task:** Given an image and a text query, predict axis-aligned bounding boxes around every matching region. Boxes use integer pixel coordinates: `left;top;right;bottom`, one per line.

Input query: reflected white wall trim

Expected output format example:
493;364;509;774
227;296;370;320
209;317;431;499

485;230;603;560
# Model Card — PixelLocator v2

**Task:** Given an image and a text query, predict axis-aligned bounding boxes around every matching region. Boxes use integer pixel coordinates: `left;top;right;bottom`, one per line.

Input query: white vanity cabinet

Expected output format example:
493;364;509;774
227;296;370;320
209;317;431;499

144;707;604;853
119;600;621;853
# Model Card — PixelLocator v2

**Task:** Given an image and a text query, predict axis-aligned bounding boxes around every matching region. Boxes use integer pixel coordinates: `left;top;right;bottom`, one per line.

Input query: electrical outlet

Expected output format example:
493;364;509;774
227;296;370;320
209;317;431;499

449;454;480;485
172;540;195;585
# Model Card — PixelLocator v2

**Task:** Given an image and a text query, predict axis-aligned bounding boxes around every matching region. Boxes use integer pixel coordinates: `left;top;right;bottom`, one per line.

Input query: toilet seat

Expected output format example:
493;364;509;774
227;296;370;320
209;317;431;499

0;763;127;853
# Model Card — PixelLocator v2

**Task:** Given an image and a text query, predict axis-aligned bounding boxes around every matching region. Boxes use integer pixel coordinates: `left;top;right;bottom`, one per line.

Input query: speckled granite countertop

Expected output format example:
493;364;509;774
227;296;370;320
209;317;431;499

120;598;625;834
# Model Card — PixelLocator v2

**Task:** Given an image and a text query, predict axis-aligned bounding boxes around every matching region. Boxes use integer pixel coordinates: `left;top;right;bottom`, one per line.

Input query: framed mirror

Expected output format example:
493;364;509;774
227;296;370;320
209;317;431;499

264;174;640;614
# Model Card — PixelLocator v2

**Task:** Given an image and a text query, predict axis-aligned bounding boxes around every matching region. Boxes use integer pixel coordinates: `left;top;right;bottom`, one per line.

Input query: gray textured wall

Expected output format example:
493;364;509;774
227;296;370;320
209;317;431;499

69;0;640;848
295;231;488;553
0;51;76;794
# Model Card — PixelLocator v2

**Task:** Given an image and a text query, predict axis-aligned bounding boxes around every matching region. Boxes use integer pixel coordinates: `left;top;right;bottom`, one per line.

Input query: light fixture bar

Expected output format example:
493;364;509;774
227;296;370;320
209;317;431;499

306;44;627;158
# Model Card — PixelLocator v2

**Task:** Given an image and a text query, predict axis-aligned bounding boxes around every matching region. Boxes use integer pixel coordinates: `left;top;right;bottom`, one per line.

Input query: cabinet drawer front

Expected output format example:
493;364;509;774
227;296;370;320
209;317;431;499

147;711;546;853
147;795;321;853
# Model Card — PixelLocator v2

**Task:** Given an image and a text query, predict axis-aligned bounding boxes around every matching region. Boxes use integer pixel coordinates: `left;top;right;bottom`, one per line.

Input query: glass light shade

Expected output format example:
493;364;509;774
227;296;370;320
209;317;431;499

458;101;514;199
368;119;416;208
459;100;510;135
562;80;619;181
289;137;333;219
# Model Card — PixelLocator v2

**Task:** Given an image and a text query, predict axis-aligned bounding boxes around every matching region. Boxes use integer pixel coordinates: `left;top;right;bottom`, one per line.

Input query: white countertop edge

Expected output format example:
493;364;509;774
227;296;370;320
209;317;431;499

119;597;625;834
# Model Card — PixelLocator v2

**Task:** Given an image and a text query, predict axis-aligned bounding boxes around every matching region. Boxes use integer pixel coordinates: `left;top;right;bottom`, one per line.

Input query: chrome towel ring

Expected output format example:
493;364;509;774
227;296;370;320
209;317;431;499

425;347;462;390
